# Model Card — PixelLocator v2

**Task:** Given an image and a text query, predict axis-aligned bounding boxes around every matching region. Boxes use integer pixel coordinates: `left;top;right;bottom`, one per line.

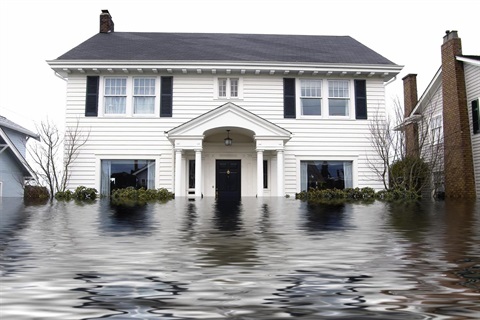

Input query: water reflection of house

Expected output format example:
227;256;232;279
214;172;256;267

110;163;150;190
385;200;480;312
104;160;154;194
307;161;346;190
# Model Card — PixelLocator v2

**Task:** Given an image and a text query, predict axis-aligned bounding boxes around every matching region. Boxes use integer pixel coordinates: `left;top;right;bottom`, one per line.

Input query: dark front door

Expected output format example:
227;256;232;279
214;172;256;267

216;160;241;201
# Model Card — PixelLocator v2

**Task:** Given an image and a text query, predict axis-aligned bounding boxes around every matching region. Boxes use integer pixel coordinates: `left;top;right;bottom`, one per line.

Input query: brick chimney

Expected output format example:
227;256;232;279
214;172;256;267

441;30;476;198
402;74;419;157
100;10;114;33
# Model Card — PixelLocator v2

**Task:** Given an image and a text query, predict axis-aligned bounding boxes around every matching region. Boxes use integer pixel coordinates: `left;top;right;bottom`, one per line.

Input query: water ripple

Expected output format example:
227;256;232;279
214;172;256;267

1;198;479;319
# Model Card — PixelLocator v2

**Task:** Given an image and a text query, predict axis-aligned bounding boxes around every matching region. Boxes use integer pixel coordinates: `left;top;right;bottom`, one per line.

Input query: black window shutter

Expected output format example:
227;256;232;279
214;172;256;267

354;80;367;119
160;76;173;117
283;78;296;118
85;76;99;117
473;99;479;134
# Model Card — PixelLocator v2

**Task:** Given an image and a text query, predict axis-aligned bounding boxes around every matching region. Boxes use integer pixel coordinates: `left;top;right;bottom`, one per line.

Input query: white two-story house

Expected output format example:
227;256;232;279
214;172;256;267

47;10;402;199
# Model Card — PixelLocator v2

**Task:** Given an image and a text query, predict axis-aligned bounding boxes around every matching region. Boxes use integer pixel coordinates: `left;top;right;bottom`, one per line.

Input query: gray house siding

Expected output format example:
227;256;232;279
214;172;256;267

464;62;480;197
0;149;25;197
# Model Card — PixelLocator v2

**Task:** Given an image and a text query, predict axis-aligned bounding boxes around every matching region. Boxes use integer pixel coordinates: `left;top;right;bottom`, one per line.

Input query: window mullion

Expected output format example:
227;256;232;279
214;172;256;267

155;76;161;115
126;77;133;116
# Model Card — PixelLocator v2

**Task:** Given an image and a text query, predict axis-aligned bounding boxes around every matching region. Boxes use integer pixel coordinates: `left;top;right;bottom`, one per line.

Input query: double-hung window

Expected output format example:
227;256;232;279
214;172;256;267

328;80;350;116
218;78;227;97
298;79;352;117
102;77;160;116
133;78;156;114
230;78;239;98
104;78;127;114
430;114;443;144
300;80;322;115
216;78;240;99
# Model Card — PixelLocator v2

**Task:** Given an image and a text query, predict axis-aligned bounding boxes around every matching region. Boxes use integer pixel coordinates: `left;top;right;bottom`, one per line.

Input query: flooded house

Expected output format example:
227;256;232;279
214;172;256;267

47;10;402;198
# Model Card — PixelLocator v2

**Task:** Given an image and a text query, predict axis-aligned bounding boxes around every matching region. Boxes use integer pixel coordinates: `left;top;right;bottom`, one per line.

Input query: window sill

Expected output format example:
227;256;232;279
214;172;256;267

100;114;159;118
214;97;244;101
297;115;354;120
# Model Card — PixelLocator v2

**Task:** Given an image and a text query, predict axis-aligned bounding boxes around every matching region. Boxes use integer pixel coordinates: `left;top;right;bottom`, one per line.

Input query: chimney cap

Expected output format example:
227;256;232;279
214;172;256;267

402;73;418;81
101;9;110;14
443;30;459;43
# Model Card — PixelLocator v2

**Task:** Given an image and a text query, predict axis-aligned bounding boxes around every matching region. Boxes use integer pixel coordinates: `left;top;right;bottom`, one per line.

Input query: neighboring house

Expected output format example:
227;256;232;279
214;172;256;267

0;116;39;197
47;10;402;199
402;30;479;198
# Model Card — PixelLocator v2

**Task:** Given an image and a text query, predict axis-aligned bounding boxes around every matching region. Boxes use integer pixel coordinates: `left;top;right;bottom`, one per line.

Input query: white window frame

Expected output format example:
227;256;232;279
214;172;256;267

300;79;322;116
296;155;358;192
133;77;157;115
328;80;350;117
214;77;243;100
296;78;353;119
98;76;161;117
104;77;127;115
95;155;160;195
430;114;443;145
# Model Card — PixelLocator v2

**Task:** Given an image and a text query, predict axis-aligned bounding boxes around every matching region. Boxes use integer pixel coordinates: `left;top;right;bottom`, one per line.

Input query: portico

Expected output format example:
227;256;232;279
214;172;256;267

166;103;291;198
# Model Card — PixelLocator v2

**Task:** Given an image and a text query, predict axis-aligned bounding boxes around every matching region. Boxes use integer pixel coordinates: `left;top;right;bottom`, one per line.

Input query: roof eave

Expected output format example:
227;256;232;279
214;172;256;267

394;114;422;131
48;59;402;81
0;121;39;140
408;67;442;116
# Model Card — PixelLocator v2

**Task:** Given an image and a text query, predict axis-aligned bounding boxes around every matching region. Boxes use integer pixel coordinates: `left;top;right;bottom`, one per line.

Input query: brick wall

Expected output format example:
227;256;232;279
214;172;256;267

100;10;114;33
402;74;419;158
441;31;476;198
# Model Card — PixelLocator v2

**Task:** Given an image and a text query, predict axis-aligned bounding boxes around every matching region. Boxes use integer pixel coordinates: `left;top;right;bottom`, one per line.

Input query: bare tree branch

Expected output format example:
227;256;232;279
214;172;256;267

368;96;444;195
27;119;90;198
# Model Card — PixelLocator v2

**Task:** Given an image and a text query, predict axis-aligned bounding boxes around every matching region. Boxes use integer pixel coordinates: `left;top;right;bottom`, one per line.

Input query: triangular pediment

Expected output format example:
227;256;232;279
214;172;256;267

166;103;291;140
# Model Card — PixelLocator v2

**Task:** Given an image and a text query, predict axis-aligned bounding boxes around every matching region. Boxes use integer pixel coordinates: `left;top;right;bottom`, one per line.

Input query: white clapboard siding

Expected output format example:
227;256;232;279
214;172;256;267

64;74;387;193
465;63;480;197
419;83;444;160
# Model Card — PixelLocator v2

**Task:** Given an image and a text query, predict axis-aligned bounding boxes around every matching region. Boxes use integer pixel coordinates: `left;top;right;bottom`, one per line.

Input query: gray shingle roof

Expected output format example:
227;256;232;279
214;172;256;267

56;32;396;65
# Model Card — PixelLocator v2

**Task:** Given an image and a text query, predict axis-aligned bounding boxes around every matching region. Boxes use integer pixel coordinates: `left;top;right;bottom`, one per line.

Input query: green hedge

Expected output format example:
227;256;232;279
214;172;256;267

111;187;174;202
296;187;421;202
55;186;97;201
24;185;49;200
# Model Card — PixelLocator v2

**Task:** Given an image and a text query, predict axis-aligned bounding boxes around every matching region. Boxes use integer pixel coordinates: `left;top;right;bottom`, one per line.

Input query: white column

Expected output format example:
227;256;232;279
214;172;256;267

276;149;284;197
257;149;264;197
174;149;183;197
195;149;202;197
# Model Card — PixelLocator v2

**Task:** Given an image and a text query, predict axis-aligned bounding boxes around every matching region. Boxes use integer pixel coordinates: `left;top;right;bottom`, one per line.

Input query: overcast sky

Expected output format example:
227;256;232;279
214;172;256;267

1;0;479;131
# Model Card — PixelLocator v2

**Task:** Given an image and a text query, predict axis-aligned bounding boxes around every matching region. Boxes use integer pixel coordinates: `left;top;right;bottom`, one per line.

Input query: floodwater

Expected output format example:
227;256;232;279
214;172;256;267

1;197;479;320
